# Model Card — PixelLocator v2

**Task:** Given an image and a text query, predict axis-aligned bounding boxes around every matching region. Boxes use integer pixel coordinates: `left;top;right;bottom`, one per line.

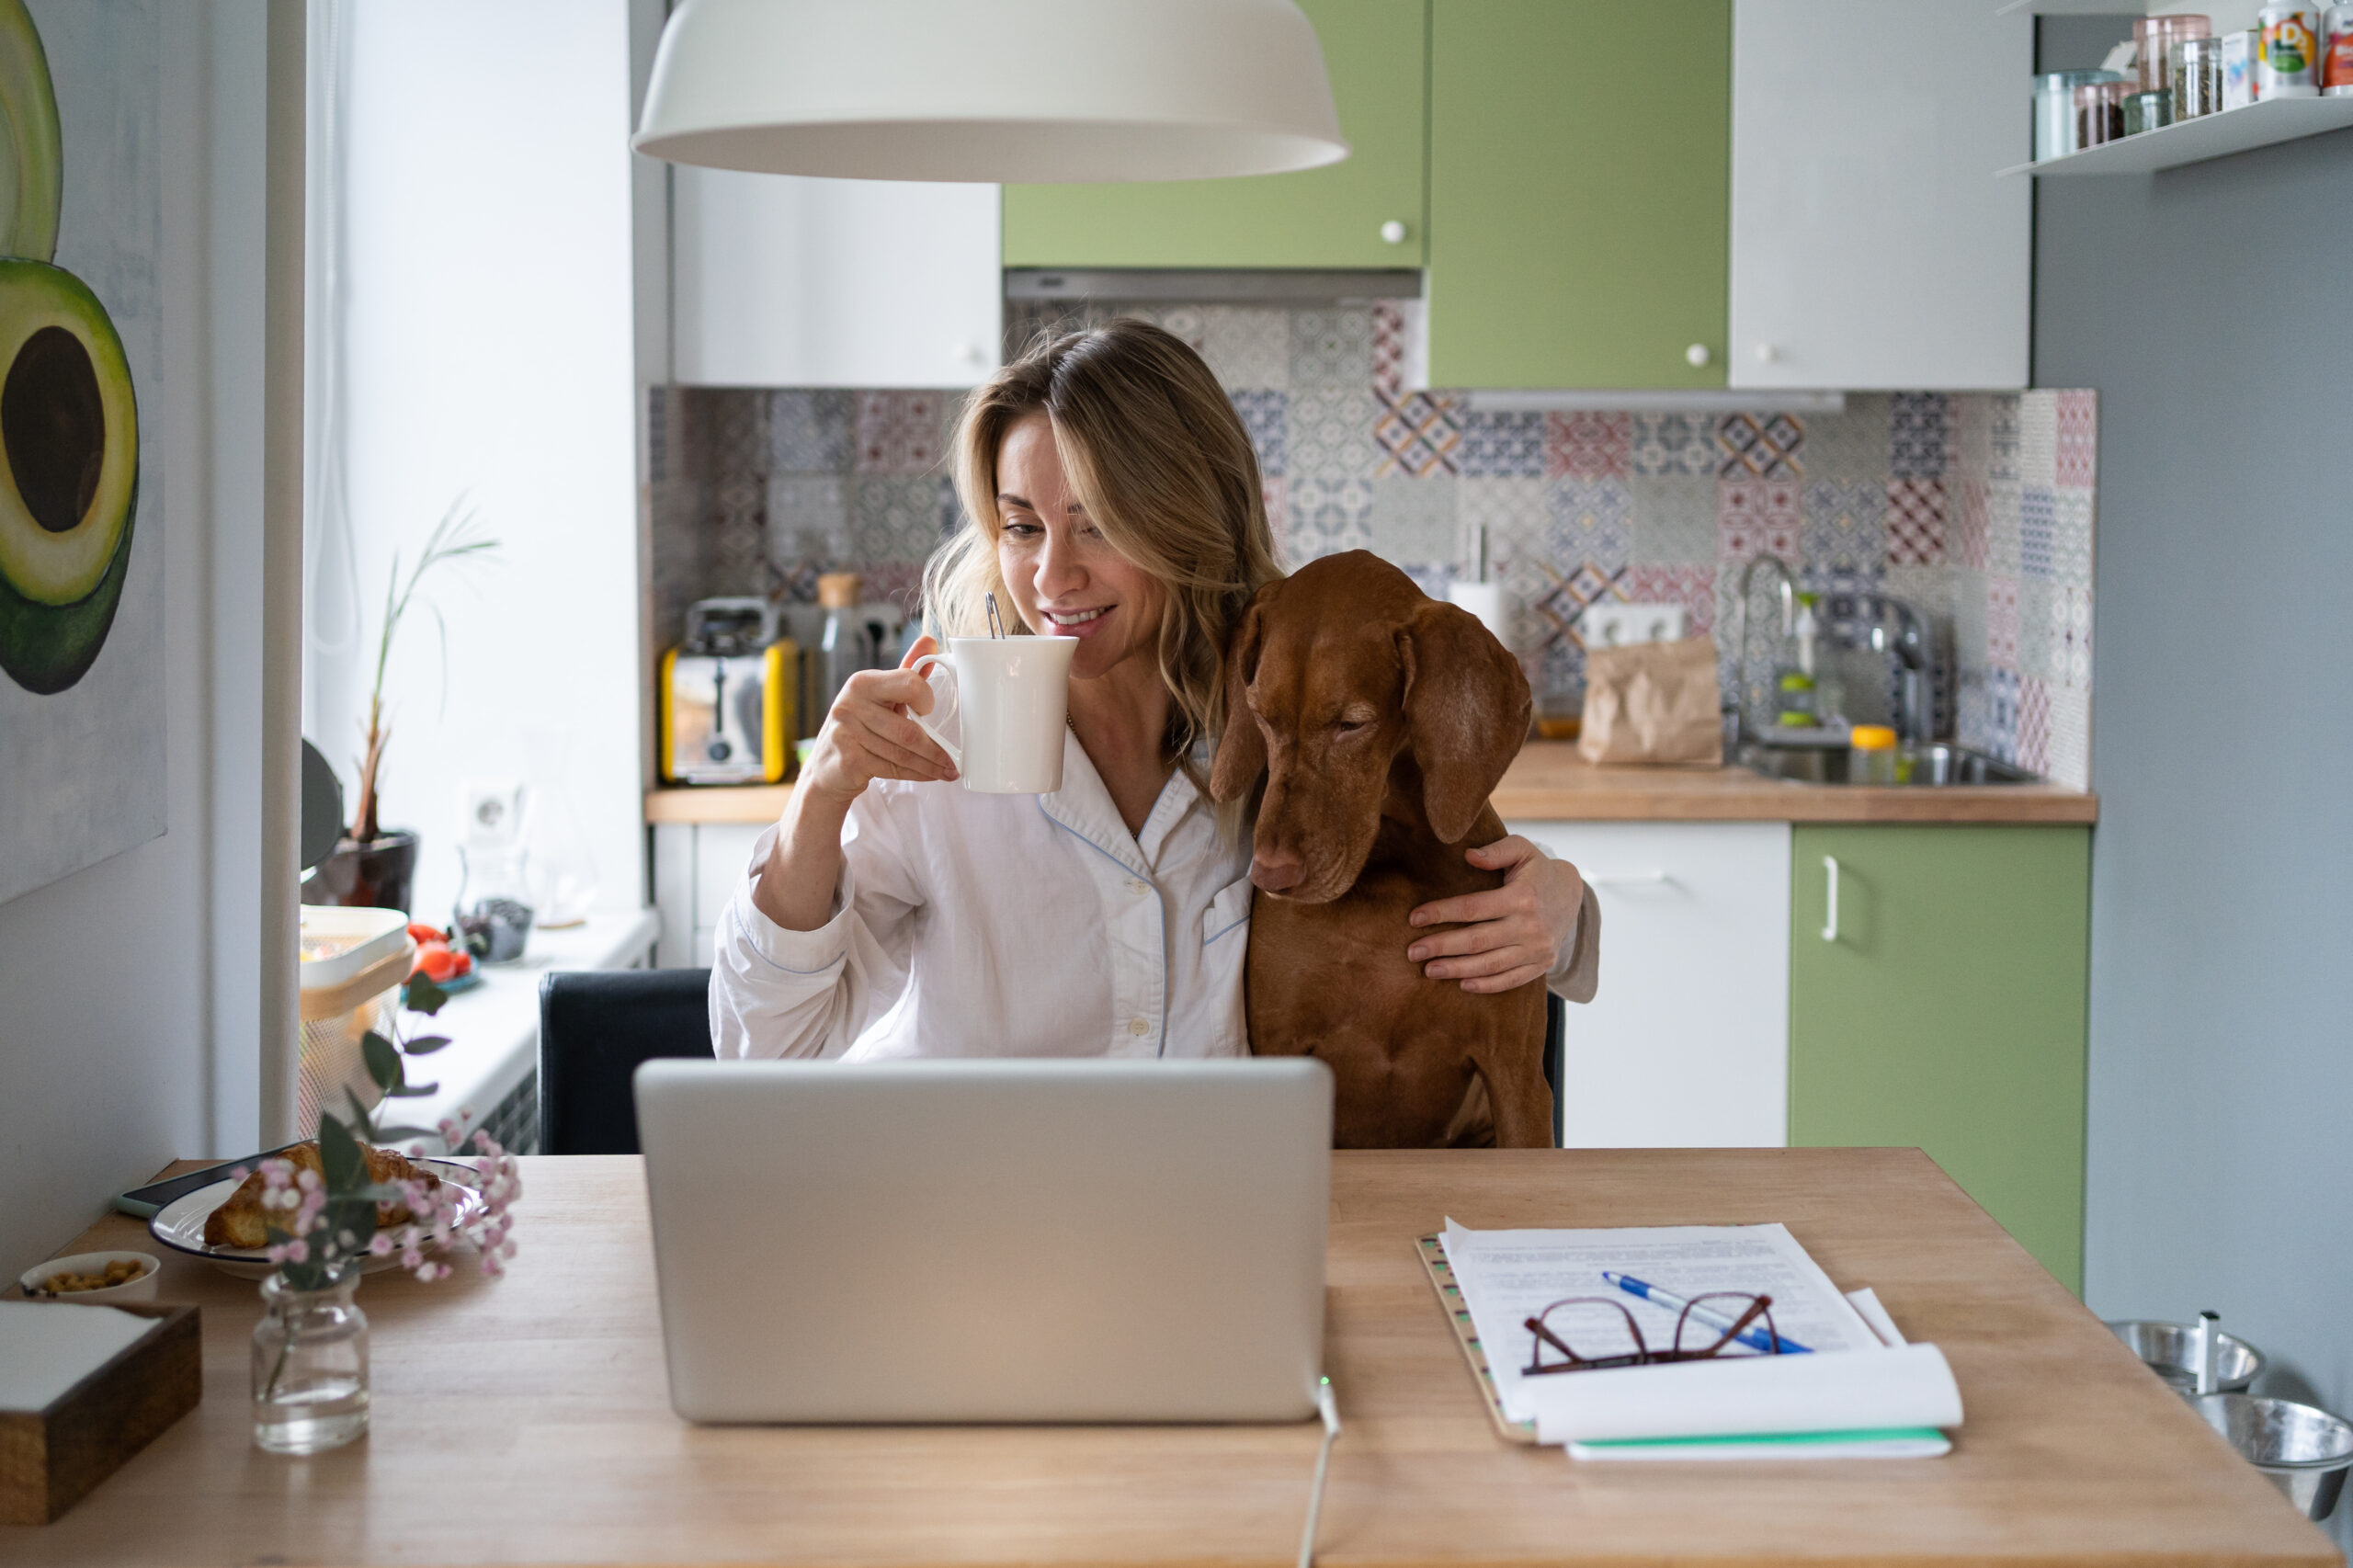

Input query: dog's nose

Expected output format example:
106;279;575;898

1250;853;1302;893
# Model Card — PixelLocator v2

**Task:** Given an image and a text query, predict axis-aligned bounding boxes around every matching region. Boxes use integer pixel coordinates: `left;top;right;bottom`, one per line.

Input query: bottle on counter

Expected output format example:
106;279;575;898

1848;724;1900;787
816;571;875;722
2258;4;2323;97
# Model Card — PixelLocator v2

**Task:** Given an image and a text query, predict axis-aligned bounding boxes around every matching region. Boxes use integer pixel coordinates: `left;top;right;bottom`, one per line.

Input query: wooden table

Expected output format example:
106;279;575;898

2;1150;2326;1566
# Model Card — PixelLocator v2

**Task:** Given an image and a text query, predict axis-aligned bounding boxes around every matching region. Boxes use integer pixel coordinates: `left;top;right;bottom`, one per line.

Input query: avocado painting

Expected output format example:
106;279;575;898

0;4;135;696
0;0;162;906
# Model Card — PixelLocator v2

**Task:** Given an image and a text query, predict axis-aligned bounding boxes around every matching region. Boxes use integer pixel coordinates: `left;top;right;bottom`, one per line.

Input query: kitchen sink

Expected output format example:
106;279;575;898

1738;742;2040;787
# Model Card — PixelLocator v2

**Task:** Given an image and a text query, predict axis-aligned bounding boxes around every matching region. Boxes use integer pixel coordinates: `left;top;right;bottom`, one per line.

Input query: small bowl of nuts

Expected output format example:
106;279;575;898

18;1251;161;1304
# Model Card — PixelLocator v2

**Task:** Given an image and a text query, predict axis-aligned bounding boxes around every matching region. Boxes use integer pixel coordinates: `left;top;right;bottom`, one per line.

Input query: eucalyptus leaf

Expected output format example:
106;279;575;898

361;1030;403;1093
402;1034;452;1056
375;1124;440;1143
406;972;449;1016
317;1110;369;1195
346;1086;381;1142
386;1081;440;1098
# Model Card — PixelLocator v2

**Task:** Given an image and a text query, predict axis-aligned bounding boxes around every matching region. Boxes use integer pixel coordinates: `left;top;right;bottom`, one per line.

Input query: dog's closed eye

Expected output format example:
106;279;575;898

1330;705;1379;737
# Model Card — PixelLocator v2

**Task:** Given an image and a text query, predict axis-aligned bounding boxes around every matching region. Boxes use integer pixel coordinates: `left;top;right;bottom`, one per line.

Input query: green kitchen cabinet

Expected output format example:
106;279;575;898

1002;0;1428;270
1427;0;1730;389
1789;826;2090;1293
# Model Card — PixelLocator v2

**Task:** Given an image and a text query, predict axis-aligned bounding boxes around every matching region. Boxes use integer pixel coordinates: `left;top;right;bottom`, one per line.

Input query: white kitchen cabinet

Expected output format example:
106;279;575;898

1508;822;1792;1148
671;169;1001;388
652;820;767;968
1727;0;2031;390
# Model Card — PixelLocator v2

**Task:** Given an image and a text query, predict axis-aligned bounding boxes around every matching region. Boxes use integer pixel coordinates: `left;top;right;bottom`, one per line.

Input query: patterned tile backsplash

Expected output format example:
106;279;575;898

649;301;2096;789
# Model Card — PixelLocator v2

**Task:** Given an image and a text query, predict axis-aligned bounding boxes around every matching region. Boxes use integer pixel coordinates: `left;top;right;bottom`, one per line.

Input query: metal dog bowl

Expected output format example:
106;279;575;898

2107;1319;2264;1395
2190;1393;2353;1521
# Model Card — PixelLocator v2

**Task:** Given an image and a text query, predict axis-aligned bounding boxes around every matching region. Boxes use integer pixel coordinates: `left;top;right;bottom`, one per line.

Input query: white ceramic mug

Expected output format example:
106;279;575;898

909;636;1079;793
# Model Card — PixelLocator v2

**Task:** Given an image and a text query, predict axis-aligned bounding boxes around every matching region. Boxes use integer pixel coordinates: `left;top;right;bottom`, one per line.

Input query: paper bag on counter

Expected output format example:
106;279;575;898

1578;635;1722;766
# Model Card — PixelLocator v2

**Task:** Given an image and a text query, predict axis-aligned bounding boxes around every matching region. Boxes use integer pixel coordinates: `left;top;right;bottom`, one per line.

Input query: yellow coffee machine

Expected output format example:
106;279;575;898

660;598;796;784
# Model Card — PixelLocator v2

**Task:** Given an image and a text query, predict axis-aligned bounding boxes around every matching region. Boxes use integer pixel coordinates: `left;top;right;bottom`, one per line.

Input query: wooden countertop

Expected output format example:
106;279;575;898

5;1149;2319;1566
648;744;2099;826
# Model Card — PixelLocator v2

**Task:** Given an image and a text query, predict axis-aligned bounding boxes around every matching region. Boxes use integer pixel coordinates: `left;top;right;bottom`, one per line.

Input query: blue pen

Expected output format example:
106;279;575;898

1601;1271;1813;1355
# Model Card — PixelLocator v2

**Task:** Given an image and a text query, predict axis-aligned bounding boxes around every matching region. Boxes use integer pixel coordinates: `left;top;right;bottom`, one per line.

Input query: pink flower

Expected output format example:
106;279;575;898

369;1233;395;1256
283;1238;309;1264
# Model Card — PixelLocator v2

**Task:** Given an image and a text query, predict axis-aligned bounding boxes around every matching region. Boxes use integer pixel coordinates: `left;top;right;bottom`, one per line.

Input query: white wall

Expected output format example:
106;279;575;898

0;0;291;1270
304;0;643;928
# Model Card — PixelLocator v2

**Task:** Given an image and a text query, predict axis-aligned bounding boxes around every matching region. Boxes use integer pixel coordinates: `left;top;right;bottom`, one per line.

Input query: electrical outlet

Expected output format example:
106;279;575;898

1581;602;1688;647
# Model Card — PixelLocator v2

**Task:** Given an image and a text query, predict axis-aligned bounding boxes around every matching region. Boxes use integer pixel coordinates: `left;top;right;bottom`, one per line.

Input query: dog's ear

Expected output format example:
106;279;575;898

1210;599;1267;803
1397;598;1531;844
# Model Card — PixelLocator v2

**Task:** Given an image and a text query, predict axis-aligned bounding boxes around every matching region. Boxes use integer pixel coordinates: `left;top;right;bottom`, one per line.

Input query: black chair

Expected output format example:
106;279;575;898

1542;992;1567;1149
538;969;713;1155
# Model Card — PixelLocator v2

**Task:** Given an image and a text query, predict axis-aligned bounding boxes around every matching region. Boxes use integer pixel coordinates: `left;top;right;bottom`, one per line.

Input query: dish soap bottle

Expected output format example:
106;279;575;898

1774;592;1823;729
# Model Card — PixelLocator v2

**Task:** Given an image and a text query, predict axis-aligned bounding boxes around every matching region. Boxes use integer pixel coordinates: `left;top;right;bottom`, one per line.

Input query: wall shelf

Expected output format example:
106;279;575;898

2001;94;2353;175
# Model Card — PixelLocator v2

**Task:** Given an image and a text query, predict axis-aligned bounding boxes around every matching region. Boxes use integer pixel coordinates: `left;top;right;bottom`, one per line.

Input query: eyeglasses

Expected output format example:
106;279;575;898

1522;1291;1786;1376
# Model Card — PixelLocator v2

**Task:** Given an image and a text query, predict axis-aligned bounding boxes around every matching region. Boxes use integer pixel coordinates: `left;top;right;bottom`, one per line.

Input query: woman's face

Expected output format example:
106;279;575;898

994;412;1166;683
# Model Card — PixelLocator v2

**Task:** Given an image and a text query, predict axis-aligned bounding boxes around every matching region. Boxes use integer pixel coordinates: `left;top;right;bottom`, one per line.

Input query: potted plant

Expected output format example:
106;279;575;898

303;505;496;914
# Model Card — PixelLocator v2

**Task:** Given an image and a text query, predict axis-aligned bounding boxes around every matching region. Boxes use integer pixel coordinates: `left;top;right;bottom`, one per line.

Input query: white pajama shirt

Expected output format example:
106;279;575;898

710;726;1592;1062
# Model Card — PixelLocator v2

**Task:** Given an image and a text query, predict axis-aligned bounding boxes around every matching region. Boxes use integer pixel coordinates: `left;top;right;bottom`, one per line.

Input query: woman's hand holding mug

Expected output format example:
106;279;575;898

795;634;960;807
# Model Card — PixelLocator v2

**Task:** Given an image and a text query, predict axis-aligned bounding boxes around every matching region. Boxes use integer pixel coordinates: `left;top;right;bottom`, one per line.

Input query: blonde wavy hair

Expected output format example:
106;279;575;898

926;319;1283;772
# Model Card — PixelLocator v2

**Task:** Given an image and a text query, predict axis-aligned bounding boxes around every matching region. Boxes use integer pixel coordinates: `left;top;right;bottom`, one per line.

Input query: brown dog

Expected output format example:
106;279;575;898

1210;551;1551;1148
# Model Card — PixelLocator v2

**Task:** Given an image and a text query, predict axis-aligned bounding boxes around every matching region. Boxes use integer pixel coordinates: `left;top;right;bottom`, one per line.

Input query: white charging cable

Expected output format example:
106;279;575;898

1297;1378;1342;1568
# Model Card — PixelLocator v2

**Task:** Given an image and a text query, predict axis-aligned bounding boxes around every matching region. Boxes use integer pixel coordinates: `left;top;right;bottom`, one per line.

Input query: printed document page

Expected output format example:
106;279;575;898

1439;1219;1883;1426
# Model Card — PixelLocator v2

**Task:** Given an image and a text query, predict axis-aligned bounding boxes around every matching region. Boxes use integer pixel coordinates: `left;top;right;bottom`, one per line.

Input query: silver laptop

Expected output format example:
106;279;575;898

634;1057;1333;1424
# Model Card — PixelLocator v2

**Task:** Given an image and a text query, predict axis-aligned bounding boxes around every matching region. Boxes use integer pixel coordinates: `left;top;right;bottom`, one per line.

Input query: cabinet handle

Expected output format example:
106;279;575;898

1586;869;1670;887
1684;343;1711;369
1821;855;1840;943
1379;219;1408;244
1754;342;1779;364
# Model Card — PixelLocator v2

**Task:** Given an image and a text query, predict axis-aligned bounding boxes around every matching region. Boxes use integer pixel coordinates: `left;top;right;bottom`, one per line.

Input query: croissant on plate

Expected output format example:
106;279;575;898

202;1141;442;1249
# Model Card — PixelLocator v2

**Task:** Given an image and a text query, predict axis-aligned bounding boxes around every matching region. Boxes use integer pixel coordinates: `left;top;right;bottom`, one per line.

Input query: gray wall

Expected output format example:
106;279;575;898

2036;18;2353;1550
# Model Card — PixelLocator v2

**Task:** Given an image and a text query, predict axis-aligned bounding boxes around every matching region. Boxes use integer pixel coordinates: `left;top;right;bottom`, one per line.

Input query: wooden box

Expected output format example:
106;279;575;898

0;1302;201;1526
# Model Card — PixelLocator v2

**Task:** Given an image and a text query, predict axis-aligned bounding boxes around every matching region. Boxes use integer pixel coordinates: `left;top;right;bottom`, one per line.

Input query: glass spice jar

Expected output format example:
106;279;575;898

252;1269;371;1454
2075;78;2137;147
2136;13;2213;92
2176;34;2227;117
2125;87;2176;134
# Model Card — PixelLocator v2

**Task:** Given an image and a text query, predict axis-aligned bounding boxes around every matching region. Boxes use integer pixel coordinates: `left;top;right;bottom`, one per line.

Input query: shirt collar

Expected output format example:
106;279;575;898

1038;731;1205;881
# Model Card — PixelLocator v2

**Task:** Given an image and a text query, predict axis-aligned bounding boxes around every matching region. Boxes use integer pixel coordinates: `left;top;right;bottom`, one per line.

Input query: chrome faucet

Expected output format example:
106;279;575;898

1728;554;1797;743
1830;593;1932;743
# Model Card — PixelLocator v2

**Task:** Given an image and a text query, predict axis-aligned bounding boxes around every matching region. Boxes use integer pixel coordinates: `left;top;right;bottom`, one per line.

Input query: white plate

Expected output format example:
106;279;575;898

150;1158;486;1279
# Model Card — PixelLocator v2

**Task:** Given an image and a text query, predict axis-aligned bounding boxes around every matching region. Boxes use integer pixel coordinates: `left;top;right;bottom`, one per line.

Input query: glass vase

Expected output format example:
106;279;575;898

251;1270;370;1454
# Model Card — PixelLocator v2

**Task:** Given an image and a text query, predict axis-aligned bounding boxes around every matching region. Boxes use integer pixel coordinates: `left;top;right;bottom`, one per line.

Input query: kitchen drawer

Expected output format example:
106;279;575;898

1508;821;1790;1147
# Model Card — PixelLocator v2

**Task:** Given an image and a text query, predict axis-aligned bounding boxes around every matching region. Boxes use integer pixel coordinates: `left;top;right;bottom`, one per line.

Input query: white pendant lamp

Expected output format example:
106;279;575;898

631;0;1348;183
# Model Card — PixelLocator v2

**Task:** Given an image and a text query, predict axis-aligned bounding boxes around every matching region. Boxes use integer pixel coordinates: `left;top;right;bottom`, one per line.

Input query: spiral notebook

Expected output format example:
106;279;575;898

1415;1227;1957;1460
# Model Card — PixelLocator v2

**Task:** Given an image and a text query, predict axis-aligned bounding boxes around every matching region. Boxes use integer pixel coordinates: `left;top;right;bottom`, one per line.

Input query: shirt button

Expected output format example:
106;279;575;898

1125;878;1148;895
1128;1017;1150;1036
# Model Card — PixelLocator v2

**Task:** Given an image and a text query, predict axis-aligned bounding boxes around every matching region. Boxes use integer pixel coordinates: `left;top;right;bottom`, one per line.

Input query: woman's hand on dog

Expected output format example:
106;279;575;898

797;633;961;805
1404;836;1586;994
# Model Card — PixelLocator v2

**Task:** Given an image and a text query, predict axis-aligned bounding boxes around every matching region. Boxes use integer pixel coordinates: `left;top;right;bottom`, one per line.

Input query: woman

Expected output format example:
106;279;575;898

711;320;1594;1065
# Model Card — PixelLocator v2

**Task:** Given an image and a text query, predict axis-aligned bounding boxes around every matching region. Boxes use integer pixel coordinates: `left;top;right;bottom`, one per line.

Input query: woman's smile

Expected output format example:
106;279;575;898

1042;604;1113;635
